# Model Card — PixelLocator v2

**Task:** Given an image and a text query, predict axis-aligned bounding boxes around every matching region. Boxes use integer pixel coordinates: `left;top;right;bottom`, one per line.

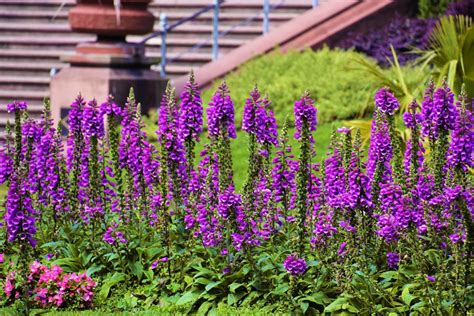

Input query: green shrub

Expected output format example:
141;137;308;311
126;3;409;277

418;0;453;18
202;47;381;126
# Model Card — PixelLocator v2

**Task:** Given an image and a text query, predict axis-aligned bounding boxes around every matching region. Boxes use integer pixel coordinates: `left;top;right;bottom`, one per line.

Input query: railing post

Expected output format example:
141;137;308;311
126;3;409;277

160;13;168;78
212;0;219;61
263;0;269;34
312;0;318;8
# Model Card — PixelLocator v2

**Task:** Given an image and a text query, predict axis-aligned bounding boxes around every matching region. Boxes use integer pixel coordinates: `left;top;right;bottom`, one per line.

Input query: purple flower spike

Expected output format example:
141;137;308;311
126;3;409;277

207;81;236;139
7;101;27;113
447;102;473;170
294;91;317;142
386;252;400;269
179;71;203;142
374;87;400;115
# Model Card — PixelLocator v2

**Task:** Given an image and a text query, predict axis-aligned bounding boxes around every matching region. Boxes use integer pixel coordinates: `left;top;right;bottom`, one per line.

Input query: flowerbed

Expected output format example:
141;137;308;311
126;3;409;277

0;74;473;314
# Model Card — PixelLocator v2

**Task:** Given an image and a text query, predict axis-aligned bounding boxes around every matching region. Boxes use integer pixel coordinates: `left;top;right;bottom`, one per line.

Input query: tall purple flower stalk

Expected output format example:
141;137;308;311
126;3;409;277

157;84;188;205
208;81;236;140
179;71;203;174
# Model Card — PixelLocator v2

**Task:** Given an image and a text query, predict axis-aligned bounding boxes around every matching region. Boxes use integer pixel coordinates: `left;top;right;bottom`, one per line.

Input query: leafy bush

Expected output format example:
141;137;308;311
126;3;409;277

0;77;473;314
201;48;382;125
419;0;453;18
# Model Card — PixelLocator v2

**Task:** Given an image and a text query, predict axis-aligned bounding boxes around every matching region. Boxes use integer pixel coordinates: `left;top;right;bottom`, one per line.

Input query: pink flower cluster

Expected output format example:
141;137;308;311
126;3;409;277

4;261;96;309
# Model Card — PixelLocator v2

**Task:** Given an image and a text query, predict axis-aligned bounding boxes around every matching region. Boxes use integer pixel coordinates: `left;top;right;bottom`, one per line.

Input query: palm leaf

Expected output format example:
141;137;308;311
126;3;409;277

418;15;474;96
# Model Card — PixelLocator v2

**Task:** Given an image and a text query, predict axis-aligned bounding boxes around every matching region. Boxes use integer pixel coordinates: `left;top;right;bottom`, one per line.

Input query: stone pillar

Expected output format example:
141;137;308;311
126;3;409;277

50;0;166;126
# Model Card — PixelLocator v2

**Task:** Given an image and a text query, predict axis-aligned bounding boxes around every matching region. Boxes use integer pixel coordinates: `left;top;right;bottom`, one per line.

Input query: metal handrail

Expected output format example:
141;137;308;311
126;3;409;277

141;0;320;78
138;0;225;45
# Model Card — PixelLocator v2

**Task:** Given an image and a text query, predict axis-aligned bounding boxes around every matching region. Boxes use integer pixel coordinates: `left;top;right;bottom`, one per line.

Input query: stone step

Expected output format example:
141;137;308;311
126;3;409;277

0;22;267;36
0;76;50;85
0;90;48;100
0;9;298;22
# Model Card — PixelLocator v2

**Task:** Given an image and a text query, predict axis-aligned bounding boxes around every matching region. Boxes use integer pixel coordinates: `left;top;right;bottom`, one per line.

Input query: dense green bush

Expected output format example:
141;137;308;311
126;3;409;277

202;48;427;126
202;48;381;125
419;0;453;18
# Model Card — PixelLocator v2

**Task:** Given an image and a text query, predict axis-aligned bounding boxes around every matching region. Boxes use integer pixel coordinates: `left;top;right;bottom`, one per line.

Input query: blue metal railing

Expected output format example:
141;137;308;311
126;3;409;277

142;1;320;78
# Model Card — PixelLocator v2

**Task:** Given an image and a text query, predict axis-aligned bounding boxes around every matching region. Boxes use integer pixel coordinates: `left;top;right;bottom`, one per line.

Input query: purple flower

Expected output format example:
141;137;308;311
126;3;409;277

82;99;104;138
179;72;203;142
151;261;158;269
217;186;242;220
426;275;436;282
207;82;236;139
447;102;473;170
367;114;393;183
100;96;123;118
338;242;348;257
283;254;307;276
432;84;457;132
423;83;456;139
294;92;317;142
7;101;27;113
374;87;400;115
386;252;400;269
4;175;37;247
242;87;278;146
0;253;4;263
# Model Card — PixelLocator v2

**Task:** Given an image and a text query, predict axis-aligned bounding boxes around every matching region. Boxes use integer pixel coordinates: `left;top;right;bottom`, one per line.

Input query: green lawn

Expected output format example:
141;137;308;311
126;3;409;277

194;124;338;190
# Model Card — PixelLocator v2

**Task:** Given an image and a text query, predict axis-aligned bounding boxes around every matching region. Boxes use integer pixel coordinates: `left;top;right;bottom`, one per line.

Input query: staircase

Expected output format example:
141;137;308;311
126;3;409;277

0;0;314;128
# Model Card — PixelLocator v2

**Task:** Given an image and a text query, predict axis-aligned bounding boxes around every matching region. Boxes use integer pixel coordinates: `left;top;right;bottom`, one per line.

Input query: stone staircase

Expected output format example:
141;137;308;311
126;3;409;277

0;0;314;128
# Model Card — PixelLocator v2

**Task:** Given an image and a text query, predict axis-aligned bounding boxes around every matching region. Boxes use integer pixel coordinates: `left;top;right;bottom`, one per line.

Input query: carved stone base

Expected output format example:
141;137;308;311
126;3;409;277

50;66;166;129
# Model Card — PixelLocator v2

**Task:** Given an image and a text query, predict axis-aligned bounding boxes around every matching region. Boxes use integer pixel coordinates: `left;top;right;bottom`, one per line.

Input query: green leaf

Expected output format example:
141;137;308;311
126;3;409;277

98;272;126;300
228;293;237;305
51;257;82;272
195;277;212;286
205;281;223;292
261;263;275;272
130;261;144;280
86;264;105;277
325;295;356;313
272;283;289;295
176;291;200;306
229;282;244;293
300;292;330;306
401;285;416;306
184;275;193;285
300;302;309;313
197;301;213;314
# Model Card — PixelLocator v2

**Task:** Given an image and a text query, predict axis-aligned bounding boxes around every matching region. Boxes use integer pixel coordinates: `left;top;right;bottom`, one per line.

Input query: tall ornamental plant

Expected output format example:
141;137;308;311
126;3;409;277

0;75;472;313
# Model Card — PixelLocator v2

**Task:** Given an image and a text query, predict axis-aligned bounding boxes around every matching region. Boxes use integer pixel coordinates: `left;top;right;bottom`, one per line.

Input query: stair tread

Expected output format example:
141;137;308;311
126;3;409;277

0;22;264;35
0;76;50;84
0;90;48;98
0;61;64;70
0;49;73;58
